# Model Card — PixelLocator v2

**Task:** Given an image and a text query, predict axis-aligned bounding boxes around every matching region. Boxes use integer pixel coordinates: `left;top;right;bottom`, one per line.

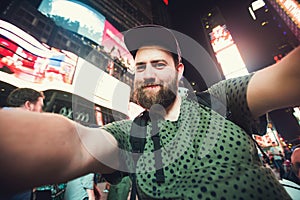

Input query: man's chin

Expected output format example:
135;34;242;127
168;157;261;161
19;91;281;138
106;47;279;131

137;98;157;110
142;90;160;98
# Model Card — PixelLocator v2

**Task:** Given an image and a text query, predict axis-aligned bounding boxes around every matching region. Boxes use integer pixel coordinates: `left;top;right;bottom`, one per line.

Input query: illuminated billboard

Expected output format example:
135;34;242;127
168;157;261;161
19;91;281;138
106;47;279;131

0;19;77;84
102;20;134;67
253;127;281;148
209;25;248;79
209;25;234;53
38;0;134;70
0;20;131;116
276;0;300;28
38;0;106;45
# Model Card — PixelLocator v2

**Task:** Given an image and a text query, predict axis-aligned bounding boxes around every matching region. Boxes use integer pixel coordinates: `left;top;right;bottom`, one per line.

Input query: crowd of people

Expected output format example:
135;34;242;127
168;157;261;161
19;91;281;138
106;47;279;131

0;24;299;199
260;141;298;180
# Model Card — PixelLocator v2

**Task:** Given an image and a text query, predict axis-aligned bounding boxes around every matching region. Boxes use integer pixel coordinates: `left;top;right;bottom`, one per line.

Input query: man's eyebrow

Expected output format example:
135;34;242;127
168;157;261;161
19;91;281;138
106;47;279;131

150;59;167;64
135;61;146;66
135;59;168;66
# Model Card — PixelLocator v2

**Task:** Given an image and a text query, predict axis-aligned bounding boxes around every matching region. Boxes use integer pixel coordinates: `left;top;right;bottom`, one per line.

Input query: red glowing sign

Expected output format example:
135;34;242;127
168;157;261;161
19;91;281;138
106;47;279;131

0;20;77;84
102;20;133;66
209;25;234;53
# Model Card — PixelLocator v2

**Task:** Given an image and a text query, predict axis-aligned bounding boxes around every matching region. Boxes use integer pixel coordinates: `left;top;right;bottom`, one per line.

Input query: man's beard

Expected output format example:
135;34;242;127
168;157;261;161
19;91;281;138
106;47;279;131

133;76;178;110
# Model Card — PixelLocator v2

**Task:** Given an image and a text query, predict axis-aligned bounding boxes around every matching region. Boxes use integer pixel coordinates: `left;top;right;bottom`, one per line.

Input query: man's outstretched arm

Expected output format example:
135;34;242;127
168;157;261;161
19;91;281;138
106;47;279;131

247;46;300;118
0;109;118;194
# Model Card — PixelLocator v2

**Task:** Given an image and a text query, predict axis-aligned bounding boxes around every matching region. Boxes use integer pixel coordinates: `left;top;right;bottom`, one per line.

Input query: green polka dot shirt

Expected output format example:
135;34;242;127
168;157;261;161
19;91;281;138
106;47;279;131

103;74;291;199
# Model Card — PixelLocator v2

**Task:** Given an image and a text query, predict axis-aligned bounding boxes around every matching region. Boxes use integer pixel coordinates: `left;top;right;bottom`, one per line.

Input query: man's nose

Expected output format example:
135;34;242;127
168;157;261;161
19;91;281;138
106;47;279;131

143;64;156;79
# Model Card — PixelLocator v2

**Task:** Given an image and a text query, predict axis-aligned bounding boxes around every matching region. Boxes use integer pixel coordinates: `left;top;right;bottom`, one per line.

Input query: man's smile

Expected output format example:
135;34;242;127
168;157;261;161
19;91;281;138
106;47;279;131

142;84;162;90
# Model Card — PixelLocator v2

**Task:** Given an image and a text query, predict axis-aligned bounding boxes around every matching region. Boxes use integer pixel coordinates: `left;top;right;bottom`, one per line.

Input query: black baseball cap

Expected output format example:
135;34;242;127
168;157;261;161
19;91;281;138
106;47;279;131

124;24;182;63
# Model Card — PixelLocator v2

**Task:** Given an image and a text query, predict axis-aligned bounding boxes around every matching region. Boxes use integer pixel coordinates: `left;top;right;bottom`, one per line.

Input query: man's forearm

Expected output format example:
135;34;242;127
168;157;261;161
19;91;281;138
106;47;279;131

0;109;118;194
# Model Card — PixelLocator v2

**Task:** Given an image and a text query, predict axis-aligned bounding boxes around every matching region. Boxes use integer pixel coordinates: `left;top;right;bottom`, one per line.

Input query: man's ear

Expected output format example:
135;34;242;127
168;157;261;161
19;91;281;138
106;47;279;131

177;63;184;81
24;101;33;111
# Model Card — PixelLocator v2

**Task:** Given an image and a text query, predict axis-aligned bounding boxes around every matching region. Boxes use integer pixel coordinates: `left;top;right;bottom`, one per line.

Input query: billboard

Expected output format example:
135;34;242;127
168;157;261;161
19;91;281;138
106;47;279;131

0;19;131;116
209;25;234;53
276;0;300;28
38;0;106;45
102;20;134;67
0;19;78;84
38;0;134;70
209;25;248;79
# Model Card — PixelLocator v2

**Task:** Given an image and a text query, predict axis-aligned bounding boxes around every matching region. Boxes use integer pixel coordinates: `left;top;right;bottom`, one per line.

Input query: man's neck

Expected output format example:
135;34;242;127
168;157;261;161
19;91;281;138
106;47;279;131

164;94;181;121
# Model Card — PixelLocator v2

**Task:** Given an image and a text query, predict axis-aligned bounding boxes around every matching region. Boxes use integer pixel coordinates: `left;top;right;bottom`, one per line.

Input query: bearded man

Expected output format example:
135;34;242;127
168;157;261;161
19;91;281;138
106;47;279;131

100;25;300;199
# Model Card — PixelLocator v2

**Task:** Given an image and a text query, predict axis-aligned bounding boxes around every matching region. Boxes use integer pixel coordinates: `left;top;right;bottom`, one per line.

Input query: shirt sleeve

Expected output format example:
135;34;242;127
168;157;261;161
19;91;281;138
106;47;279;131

207;73;267;136
101;120;132;150
101;120;133;184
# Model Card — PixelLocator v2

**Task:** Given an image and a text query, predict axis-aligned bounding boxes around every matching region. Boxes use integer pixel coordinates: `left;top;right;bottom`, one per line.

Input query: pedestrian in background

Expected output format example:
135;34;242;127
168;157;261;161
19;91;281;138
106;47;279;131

270;141;286;179
6;87;44;113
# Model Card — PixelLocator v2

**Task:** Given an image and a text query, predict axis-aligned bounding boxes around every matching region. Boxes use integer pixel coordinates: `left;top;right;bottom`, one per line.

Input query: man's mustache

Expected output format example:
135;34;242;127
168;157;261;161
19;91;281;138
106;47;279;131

139;79;163;88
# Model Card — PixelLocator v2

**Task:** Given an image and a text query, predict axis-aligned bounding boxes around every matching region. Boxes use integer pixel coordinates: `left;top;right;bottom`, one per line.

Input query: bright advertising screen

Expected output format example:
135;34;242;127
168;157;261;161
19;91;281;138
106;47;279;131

276;0;300;28
0;19;130;115
209;25;234;53
209;25;248;79
38;0;106;45
0;19;78;85
102;20;133;65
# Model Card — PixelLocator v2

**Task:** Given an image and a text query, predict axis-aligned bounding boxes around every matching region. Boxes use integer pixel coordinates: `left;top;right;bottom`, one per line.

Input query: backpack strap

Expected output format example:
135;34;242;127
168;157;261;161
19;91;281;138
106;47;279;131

129;110;166;200
129;111;149;200
150;118;165;184
130;111;149;155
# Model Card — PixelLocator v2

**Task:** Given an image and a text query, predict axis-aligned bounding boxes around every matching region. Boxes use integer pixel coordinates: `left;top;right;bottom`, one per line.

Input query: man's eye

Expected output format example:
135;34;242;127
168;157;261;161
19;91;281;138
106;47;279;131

136;65;146;72
153;62;166;69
